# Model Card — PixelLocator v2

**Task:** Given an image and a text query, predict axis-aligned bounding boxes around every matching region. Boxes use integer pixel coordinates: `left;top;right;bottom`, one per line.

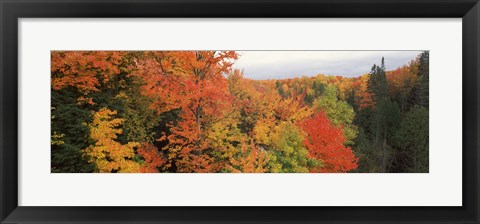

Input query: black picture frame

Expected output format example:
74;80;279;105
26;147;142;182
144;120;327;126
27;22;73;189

1;0;479;223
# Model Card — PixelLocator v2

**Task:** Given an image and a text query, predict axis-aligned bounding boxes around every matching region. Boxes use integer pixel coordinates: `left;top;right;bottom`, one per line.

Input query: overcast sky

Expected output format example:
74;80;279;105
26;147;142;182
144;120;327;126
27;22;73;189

232;51;422;80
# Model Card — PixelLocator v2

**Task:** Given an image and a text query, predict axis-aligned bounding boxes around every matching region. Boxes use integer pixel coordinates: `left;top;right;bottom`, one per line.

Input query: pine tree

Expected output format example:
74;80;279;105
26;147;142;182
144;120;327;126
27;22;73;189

394;106;429;172
417;51;429;108
367;57;391;172
276;80;285;97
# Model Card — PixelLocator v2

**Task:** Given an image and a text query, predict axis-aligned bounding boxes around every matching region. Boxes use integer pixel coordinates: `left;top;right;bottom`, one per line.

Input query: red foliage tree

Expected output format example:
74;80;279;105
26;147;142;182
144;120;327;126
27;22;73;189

298;112;358;172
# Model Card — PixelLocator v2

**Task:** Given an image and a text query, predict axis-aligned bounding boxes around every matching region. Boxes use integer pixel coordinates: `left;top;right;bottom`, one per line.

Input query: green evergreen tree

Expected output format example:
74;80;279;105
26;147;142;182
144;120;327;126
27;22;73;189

368;58;388;172
394;106;429;173
51;89;95;172
417;51;429;108
275;80;285;97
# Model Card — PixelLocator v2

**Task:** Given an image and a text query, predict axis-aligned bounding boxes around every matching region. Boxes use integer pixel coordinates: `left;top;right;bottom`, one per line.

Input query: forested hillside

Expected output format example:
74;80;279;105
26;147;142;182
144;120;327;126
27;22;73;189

51;51;429;173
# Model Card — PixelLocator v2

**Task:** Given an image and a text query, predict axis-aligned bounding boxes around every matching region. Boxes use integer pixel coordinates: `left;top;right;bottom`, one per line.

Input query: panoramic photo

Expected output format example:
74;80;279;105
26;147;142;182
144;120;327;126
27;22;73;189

51;51;429;173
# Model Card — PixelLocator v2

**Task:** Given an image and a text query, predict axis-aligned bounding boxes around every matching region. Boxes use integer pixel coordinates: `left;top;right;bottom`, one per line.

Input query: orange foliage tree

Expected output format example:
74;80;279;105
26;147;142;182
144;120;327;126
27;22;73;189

137;143;166;173
386;65;418;112
226;140;269;173
51;51;124;96
352;74;375;109
133;51;238;172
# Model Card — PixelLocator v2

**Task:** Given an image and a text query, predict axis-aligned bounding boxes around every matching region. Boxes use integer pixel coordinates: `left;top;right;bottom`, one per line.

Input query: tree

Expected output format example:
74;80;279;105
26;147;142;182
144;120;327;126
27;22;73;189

368;58;389;103
353;75;375;109
226;140;269;173
371;99;401;172
367;58;393;172
251;83;313;153
315;85;358;145
353;128;378;172
227;69;263;134
51;51;124;96
51;51;129;172
83;108;141;173
51;93;94;173
394;106;429;172
115;76;162;143
387;65;417;113
298;112;358;173
137;143;166;173
417;51;429;108
133;51;238;172
275;80;286;97
267;122;319;173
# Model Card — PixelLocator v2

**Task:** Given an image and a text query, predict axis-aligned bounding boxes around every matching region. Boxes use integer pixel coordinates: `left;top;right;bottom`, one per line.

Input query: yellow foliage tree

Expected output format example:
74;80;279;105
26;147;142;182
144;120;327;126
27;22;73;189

83;108;141;173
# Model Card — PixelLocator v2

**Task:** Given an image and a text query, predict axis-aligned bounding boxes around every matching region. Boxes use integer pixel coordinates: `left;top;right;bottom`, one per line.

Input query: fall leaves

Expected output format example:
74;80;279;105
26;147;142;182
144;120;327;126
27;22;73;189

82;108;164;173
299;112;358;172
51;51;124;94
51;51;371;173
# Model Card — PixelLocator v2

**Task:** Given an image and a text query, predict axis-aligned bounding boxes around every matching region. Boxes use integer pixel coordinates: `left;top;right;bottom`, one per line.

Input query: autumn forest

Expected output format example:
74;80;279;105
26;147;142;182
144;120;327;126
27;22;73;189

51;51;429;173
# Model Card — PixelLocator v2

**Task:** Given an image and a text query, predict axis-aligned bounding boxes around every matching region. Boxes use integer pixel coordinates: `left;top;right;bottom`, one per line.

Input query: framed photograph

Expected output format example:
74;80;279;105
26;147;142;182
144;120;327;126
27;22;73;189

1;0;479;223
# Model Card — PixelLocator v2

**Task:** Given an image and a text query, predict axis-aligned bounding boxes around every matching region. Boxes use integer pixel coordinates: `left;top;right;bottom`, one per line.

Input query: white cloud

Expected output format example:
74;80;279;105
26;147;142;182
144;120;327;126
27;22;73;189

233;51;422;80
